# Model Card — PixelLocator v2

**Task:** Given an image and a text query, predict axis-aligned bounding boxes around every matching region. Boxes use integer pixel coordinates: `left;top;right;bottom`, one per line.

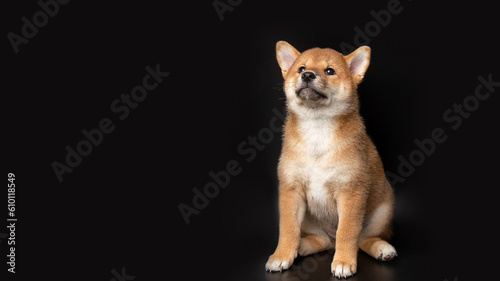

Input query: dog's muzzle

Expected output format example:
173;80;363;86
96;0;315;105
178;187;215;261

297;87;327;101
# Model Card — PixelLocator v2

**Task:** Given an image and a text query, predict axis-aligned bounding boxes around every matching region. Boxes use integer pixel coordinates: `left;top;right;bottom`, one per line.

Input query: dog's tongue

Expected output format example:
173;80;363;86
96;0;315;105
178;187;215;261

299;88;321;101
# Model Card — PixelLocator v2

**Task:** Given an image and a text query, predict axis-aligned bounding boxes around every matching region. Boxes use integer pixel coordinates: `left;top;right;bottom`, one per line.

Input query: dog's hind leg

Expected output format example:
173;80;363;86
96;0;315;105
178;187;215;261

298;215;333;256
358;203;397;261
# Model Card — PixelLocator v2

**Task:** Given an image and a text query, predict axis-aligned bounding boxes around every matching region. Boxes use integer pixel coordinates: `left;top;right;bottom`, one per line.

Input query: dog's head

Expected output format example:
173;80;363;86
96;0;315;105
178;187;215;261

276;41;370;117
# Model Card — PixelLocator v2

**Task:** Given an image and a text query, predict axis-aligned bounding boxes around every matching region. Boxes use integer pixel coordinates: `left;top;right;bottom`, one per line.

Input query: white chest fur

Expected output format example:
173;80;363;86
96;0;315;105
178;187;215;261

298;118;335;159
293;118;352;218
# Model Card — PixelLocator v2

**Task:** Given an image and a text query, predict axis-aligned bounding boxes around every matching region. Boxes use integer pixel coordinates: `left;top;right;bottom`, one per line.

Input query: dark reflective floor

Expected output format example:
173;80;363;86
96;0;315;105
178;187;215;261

263;251;398;281
229;242;432;281
216;186;447;281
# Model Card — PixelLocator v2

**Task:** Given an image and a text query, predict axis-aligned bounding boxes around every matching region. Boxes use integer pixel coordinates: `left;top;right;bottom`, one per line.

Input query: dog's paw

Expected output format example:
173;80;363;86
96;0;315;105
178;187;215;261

331;259;356;279
376;243;397;261
265;251;296;272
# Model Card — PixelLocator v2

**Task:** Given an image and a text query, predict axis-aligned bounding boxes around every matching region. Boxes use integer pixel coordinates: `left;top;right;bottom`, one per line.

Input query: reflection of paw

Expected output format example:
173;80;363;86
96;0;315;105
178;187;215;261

376;243;397;261
265;251;296;272
331;259;357;279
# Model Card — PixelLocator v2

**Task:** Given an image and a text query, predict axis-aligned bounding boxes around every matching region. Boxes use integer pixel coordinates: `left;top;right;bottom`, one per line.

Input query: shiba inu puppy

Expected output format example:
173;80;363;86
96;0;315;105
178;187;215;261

265;41;397;278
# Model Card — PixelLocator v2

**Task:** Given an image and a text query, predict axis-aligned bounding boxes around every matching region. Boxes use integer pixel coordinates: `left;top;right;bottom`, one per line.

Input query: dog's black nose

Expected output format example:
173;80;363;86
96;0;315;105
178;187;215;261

301;71;316;82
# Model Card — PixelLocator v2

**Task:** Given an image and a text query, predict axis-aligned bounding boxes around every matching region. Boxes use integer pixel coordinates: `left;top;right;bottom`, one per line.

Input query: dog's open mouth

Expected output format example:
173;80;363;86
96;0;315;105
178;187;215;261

297;87;327;101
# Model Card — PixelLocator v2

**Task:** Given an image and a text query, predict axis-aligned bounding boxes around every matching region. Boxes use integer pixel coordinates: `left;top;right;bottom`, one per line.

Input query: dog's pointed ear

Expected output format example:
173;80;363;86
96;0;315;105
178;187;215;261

344;46;371;85
276;41;301;79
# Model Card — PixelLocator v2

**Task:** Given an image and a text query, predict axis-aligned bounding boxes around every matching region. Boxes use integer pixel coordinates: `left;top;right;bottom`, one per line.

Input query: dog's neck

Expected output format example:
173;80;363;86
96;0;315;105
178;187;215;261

286;106;364;147
288;100;361;126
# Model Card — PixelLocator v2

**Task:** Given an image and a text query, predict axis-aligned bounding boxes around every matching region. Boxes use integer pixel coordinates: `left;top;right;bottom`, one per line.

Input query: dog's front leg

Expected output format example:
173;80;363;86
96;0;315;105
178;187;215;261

331;189;366;278
265;187;305;272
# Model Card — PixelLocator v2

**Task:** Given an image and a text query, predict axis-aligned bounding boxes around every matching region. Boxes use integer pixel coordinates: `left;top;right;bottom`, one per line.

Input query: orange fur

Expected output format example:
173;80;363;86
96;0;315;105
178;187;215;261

266;41;396;278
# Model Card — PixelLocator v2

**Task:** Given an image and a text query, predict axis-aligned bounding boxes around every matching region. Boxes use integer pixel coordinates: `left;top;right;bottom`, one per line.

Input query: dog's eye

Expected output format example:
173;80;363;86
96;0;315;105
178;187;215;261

325;68;335;75
298;66;306;73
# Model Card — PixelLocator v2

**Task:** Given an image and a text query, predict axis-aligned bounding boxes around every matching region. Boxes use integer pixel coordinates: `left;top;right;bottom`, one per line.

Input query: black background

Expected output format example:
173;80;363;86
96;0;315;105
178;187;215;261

4;0;499;280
